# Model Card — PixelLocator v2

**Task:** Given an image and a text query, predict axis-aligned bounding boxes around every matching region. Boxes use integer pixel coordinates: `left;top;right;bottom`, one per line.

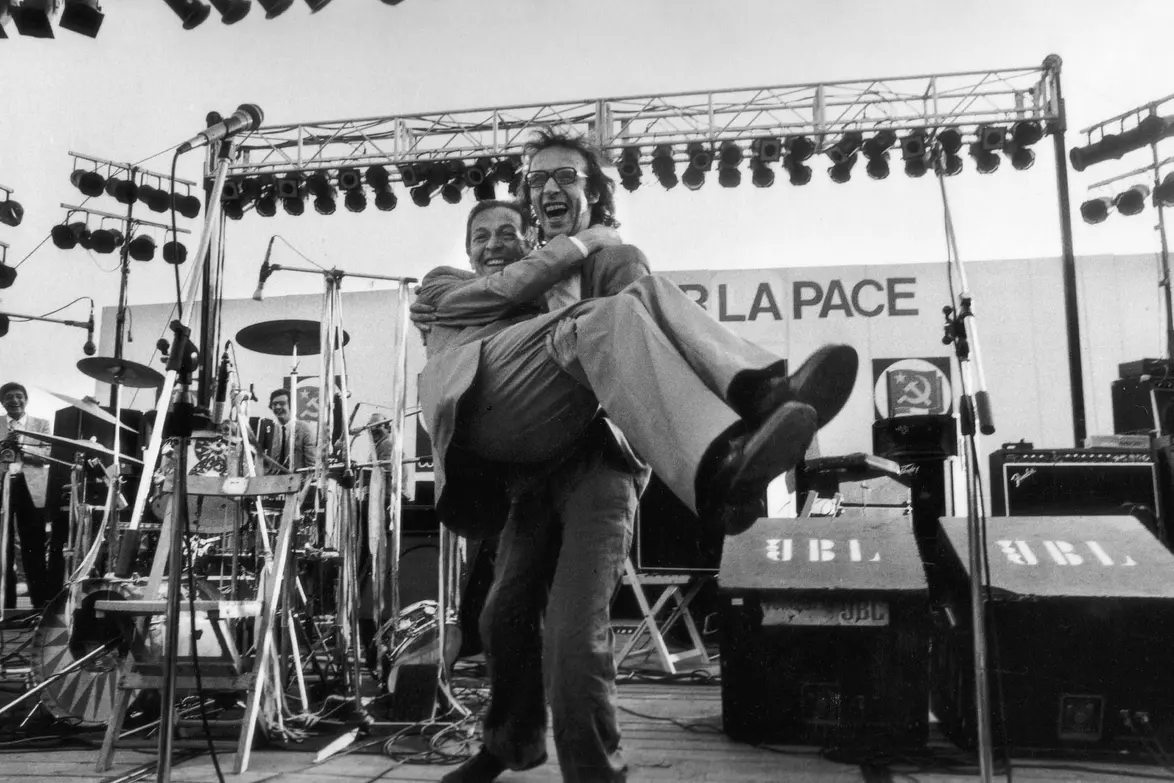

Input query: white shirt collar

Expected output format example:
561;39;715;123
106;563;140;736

7;413;26;427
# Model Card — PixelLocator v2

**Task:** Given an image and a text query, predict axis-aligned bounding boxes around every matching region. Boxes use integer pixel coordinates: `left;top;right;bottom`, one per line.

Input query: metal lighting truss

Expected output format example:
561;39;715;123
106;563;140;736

221;58;1061;179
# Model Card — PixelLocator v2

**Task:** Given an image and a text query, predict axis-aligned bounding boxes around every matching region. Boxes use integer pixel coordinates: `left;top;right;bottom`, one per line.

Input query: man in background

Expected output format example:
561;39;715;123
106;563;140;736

0;382;52;608
263;388;316;474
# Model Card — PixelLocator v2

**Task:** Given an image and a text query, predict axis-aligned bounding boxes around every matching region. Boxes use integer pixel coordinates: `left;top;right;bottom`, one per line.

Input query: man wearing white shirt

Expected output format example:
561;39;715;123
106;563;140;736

0;382;52;608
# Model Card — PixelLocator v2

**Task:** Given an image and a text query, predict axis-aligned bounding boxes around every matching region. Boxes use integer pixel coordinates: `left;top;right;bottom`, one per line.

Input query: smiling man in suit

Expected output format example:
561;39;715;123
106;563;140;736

0;382;52;608
263;388;317;474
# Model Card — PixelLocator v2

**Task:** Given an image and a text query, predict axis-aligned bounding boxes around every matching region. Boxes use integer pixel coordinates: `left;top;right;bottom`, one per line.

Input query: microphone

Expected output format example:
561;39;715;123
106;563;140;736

177;104;264;154
212;344;231;424
83;305;96;356
253;236;277;301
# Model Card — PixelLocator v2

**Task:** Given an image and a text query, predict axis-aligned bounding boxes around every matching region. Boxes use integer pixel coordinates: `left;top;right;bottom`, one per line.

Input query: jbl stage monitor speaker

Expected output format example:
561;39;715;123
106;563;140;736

1113;376;1174;436
719;516;930;747
932;515;1174;750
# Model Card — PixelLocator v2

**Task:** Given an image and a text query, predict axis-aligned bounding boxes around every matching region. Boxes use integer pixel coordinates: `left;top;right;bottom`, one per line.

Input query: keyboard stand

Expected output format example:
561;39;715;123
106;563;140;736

614;557;710;674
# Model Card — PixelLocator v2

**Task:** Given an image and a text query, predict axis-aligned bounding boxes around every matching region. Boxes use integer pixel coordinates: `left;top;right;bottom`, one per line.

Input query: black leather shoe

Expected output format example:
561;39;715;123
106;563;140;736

441;747;548;783
699;401;817;535
735;344;859;429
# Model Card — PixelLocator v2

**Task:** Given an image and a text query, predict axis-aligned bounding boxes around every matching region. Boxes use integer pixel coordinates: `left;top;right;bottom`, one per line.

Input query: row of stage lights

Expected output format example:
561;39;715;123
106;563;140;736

51;157;196;260
221;123;1046;218
621;122;1046;192
0;185;22;293
0;0;406;40
1079;173;1174;224
221;157;523;217
67;163;202;218
163;0;404;30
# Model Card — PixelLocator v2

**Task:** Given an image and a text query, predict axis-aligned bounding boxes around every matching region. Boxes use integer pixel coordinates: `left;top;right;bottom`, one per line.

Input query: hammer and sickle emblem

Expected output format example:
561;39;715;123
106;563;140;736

897;375;933;406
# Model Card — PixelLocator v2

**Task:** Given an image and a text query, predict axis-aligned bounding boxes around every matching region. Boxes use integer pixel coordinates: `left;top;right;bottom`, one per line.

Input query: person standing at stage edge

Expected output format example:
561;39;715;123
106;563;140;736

0;382;52;609
263;388;317;474
412;129;858;783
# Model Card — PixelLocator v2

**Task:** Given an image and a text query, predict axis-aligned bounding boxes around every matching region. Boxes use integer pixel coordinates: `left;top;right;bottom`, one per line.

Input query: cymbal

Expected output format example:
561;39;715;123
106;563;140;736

40;388;136;433
77;357;164;389
236;319;350;357
15;428;143;465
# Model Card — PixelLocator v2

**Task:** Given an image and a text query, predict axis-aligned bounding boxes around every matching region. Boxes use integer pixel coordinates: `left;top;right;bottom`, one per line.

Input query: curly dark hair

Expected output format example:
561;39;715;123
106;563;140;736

519;128;619;241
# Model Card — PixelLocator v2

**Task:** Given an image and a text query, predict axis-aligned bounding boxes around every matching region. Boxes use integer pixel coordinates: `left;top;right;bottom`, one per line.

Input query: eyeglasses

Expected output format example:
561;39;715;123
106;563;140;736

524;167;586;189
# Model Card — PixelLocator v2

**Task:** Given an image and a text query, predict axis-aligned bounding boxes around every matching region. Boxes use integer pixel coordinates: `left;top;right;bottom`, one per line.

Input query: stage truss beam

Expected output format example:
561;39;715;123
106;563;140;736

220;60;1061;179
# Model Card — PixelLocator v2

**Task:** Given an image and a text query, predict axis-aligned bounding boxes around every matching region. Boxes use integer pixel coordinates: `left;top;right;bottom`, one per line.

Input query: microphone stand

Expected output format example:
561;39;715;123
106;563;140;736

937;168;998;783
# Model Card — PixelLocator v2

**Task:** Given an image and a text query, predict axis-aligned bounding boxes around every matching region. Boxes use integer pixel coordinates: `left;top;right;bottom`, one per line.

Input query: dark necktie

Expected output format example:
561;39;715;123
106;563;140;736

279;424;289;468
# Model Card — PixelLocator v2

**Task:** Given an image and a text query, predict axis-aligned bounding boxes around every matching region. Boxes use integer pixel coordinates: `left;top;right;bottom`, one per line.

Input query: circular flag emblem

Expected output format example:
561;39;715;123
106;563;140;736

873;358;952;418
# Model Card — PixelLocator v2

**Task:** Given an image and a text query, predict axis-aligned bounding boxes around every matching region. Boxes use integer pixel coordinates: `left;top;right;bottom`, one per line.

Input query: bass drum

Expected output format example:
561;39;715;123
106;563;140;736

383;600;462;686
29;578;146;727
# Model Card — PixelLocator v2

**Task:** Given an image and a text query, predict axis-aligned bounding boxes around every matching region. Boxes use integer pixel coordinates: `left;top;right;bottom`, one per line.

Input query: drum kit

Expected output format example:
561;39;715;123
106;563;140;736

2;296;468;747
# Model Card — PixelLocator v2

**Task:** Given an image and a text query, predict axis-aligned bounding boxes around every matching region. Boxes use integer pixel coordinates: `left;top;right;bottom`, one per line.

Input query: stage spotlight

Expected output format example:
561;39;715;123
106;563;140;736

76;222;95;250
751;137;782;163
173;192;202;219
163;0;212;28
441;161;468;204
782;156;812;187
365;165;398;210
224;200;244;220
104;176;139;205
976;125;1007;152
277;176;301;200
828;154;857;184
786;135;816;162
138;183;171;212
338;168;363;192
618;147;642;192
11;0;56;37
163;239;188;264
934;129;964;176
411;185;433;207
307;174;336;215
399;164;424;188
1114;184;1150;216
862;130;896;180
258;0;292;16
90;227;124;255
255;190;277;217
0;199;24;228
0;267;14;290
342;188;365;213
1002;122;1042;171
1070;115;1167;172
717;142;743;188
71;169;105;197
749;159;775;188
651;145;678;190
51;222;85;250
303;0;332;10
968;139;1000;174
465;157;493;187
1155;172;1174;207
826;131;863;165
210;0;250;22
60;0;105;37
901;131;929;178
683;142;711;191
128;235;156;262
493;156;522;193
472;181;495;202
1080;196;1112;224
0;315;8;337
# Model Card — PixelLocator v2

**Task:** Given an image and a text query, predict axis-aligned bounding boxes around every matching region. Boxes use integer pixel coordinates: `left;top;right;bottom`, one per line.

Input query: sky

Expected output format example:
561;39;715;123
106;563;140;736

2;0;1173;418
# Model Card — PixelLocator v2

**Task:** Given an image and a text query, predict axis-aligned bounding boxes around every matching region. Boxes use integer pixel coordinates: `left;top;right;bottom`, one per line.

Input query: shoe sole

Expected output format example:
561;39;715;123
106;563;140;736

790;344;859;428
724;401;817;501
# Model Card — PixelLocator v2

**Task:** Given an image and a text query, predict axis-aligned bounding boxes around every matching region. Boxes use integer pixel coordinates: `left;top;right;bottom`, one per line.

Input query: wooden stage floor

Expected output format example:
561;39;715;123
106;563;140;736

5;675;1174;783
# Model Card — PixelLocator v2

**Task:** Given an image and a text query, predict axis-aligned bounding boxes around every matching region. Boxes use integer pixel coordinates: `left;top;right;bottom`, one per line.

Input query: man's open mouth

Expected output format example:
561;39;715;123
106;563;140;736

543;203;569;219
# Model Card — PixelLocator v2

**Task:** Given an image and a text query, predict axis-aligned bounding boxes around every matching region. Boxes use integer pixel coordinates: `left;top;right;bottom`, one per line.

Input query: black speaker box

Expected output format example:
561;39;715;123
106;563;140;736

399;532;439;608
635;472;724;574
1113;376;1174;435
932;515;1174;750
47;405;143;511
718;516;930;747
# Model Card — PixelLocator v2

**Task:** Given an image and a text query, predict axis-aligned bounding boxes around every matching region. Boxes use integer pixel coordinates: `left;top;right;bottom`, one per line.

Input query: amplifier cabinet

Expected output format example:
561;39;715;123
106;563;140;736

1112;376;1174;436
718;517;929;747
636;473;725;574
932;515;1174;750
990;449;1163;536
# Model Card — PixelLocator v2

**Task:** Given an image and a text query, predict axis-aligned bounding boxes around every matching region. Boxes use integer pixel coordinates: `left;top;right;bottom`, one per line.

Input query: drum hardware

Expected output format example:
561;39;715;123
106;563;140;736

76;356;164;390
40;388;138;433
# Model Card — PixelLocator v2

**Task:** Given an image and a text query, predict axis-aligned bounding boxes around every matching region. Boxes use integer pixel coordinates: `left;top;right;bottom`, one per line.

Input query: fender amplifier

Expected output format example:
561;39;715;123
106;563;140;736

990;449;1163;538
